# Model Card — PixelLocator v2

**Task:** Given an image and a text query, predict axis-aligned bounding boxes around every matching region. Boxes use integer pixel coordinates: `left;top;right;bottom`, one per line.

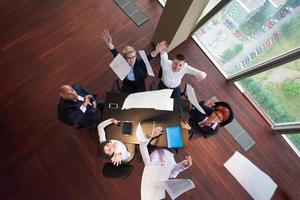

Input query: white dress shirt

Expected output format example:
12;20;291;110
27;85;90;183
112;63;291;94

139;139;188;178
160;51;207;88
97;119;131;162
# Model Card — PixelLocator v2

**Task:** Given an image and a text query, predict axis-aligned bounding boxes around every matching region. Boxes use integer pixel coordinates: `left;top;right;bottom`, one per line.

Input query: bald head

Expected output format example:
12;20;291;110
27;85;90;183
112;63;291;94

59;85;78;101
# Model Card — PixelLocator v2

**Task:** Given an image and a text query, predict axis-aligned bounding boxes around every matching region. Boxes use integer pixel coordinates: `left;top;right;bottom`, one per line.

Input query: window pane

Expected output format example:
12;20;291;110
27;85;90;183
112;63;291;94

238;59;300;124
287;134;300;151
193;0;300;76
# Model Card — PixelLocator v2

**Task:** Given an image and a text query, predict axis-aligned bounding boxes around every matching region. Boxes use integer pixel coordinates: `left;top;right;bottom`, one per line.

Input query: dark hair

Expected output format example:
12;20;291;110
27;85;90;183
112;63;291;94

98;141;113;159
175;54;185;61
214;101;234;127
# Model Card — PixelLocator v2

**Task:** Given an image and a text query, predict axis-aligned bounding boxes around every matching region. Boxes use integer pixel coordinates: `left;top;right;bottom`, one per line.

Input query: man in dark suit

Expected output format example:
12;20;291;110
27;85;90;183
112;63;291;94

180;99;234;138
100;29;160;93
57;84;103;127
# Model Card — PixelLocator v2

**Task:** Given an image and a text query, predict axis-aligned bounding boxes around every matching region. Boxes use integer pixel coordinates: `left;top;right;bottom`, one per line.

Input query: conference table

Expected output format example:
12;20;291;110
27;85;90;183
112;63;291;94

102;91;190;147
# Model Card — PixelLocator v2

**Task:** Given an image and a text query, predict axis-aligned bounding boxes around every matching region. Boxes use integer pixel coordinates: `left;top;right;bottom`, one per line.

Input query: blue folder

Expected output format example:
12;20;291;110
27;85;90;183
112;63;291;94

166;125;183;148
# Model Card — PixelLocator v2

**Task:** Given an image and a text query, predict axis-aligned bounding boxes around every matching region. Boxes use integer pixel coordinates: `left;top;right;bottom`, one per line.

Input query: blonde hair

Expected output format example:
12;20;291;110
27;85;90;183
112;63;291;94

122;46;136;57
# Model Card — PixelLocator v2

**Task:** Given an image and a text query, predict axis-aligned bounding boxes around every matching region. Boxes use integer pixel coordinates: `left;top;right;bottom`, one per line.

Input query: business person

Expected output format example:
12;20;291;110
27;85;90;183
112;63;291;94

100;29;160;93
57;83;103;127
180;99;234;138
97;118;131;166
155;41;207;98
139;127;192;178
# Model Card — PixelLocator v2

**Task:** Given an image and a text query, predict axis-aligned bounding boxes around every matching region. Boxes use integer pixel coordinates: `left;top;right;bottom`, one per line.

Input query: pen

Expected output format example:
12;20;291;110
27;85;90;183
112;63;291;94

180;106;184;120
152;121;156;131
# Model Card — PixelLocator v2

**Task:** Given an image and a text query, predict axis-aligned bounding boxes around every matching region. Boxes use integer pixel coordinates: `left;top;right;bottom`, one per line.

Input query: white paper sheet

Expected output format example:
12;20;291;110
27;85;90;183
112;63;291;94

122;89;174;111
165;179;195;200
224;151;277;200
141;166;173;200
186;84;206;114
139;50;155;77
109;53;131;80
136;122;148;142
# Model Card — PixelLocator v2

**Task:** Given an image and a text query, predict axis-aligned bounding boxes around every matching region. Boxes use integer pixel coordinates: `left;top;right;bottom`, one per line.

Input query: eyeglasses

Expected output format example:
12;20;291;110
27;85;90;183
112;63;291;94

126;55;136;60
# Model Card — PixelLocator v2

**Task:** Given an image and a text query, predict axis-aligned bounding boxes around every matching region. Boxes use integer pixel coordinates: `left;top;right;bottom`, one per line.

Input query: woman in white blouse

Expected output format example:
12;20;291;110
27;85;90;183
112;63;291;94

97;118;131;166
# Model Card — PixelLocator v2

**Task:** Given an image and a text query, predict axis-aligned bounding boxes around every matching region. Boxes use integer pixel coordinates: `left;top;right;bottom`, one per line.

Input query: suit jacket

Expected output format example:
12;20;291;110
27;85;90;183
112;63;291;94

189;101;220;138
110;48;153;81
57;83;99;127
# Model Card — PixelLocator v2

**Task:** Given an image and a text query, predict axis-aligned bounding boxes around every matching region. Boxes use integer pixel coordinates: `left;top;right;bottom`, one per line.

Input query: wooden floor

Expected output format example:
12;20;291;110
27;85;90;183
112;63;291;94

0;0;299;199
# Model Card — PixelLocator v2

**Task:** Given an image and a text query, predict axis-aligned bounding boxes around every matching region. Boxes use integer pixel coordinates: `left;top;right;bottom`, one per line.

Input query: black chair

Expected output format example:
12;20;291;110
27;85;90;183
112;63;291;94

76;123;97;130
180;83;188;98
102;162;133;179
111;78;121;92
148;79;156;91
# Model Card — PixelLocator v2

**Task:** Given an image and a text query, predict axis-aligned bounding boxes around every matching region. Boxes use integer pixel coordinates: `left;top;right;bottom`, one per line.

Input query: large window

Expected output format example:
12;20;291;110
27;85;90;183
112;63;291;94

193;0;300;77
239;60;300;124
192;0;300;152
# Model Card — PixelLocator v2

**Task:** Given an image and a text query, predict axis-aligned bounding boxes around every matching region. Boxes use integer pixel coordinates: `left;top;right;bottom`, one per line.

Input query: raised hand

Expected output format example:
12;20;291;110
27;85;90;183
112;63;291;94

204;99;215;107
155;40;168;53
183;155;192;168
111;153;123;166
180;119;191;130
100;29;114;49
150;126;163;138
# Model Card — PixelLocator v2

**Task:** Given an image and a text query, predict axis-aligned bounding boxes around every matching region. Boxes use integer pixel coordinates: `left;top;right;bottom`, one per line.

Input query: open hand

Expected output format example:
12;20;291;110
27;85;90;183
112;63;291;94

150;126;163;138
204;99;215;107
100;29;114;49
180;119;191;130
111;153;123;166
155;40;168;53
183;155;192;168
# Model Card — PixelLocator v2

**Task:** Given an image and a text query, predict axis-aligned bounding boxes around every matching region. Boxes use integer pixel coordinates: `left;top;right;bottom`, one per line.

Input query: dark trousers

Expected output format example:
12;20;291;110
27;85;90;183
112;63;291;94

122;79;146;93
157;80;181;98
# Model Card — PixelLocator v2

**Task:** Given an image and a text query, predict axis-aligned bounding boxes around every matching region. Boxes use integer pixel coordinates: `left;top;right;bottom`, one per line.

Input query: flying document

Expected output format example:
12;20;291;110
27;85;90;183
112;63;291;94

109;53;131;80
139;50;155;77
186;84;206;114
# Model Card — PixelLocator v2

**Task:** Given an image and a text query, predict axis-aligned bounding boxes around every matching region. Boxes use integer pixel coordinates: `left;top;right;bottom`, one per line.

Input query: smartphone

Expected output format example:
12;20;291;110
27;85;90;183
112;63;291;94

122;121;132;135
109;103;118;109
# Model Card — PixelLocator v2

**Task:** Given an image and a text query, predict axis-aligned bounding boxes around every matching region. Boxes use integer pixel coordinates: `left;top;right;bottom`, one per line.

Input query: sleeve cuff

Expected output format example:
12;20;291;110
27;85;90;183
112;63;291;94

79;105;86;113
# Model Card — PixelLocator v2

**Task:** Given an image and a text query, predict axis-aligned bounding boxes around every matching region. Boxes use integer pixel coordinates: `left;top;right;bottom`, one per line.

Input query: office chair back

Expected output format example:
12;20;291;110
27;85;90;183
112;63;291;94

102;162;133;179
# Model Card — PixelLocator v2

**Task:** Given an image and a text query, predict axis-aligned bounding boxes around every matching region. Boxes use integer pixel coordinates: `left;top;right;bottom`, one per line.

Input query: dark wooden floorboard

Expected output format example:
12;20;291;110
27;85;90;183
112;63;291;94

0;0;299;200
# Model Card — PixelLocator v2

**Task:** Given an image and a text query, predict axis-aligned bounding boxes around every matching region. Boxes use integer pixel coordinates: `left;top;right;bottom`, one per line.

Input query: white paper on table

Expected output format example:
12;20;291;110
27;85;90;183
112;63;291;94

139;50;155;77
141;166;173;200
224;151;277;200
136;122;148;142
109;53;131;80
186;84;206;114
122;89;174;111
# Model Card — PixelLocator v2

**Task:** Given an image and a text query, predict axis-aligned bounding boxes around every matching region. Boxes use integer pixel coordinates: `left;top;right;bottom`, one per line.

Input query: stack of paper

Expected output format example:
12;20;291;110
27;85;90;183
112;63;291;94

122;89;174;111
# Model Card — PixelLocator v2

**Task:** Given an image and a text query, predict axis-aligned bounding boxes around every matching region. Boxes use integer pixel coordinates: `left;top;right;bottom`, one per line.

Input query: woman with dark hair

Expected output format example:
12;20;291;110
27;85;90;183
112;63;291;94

180;99;234;138
97;118;131;166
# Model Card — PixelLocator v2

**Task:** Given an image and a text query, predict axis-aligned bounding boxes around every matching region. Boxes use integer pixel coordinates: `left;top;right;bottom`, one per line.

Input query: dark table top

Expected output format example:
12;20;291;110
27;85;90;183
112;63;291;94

102;91;190;147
